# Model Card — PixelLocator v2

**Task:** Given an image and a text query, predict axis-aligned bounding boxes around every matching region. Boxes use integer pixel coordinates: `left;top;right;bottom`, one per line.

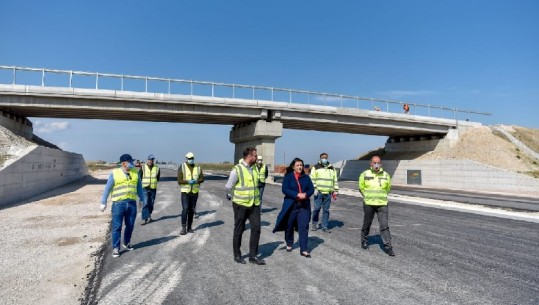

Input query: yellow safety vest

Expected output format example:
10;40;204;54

358;168;391;206
180;163;201;193
311;164;339;194
232;164;260;207
255;164;267;184
111;168;139;202
142;164;159;189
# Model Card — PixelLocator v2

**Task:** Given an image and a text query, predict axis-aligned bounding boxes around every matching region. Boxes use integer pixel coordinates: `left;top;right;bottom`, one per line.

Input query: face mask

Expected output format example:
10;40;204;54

257;160;262;164
126;162;134;169
188;159;195;165
372;163;381;170
321;158;328;165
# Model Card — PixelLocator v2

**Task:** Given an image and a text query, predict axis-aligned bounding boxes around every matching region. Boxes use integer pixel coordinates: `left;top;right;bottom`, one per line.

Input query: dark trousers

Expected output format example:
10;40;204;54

232;202;261;258
181;192;198;228
285;201;311;252
258;184;265;206
142;188;156;220
361;204;392;247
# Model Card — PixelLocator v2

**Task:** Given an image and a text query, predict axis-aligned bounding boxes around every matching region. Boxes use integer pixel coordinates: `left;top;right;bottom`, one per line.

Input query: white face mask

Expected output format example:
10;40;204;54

372;163;381;170
321;158;328;165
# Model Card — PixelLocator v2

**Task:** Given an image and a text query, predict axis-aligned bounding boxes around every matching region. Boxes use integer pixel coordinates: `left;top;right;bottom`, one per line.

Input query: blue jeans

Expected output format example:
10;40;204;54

142;188;156;220
111;200;137;250
312;193;331;229
258;184;265;206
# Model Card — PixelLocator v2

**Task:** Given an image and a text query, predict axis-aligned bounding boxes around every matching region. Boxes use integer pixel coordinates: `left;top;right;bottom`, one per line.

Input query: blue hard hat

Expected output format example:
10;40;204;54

119;154;133;162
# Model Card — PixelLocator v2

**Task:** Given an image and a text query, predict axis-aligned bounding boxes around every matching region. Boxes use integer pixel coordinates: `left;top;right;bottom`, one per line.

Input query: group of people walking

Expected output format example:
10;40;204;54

100;148;395;262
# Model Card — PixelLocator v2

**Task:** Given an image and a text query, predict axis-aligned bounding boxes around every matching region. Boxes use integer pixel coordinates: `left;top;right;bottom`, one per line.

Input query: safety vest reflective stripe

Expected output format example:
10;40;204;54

255;165;267;183
142;164;159;189
232;164;259;207
312;167;339;194
359;169;391;206
111;168;139;201
180;163;200;193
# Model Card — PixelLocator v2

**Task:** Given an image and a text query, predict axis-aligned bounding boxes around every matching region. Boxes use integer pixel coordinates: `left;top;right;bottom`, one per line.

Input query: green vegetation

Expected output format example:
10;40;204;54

86;161;117;171
199;162;235;171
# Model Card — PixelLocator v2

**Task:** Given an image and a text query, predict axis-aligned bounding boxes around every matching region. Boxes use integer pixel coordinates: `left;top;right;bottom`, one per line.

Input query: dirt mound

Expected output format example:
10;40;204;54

357;125;539;177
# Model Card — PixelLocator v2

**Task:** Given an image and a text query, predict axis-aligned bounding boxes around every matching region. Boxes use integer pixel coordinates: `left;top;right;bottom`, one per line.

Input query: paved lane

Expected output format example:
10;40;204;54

86;169;539;305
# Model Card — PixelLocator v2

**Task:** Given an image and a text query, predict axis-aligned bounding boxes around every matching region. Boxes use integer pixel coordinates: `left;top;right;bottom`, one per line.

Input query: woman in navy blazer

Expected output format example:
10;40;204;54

273;158;315;257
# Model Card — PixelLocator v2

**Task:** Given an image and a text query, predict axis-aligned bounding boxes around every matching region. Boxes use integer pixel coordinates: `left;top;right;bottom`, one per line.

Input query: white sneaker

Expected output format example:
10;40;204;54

112;248;120;257
122;243;134;251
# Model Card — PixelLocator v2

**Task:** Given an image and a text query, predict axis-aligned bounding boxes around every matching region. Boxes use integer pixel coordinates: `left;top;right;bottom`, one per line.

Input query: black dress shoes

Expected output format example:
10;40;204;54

234;256;246;264
249;257;266;265
361;241;368;250
385;246;395;256
300;252;311;258
286;246;292;252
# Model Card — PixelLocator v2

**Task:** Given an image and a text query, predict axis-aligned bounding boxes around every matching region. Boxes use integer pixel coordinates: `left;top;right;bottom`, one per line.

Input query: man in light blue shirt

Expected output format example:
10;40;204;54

100;154;145;258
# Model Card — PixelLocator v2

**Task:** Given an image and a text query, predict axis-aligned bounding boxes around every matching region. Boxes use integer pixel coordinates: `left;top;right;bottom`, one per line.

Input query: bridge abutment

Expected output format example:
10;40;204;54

0;110;33;140
230;120;283;175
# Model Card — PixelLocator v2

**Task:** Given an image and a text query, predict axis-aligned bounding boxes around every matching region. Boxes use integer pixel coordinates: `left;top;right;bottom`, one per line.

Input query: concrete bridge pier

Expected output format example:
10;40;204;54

230;120;283;175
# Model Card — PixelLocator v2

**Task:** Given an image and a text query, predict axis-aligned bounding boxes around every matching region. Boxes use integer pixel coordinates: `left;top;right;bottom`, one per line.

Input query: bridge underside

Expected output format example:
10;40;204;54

0;85;454;137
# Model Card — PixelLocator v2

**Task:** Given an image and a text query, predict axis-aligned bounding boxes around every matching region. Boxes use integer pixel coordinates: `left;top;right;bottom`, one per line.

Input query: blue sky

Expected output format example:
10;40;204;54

1;0;538;164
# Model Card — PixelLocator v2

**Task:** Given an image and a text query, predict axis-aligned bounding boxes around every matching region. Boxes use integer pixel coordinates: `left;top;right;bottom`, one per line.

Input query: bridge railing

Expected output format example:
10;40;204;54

0;65;490;121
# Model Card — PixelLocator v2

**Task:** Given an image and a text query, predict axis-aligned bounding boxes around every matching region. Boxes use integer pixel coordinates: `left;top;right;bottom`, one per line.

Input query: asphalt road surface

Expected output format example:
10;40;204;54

85;169;539;305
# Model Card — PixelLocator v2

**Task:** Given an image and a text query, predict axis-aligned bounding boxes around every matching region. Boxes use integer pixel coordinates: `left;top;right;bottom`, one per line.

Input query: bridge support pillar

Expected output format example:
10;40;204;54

229;120;283;176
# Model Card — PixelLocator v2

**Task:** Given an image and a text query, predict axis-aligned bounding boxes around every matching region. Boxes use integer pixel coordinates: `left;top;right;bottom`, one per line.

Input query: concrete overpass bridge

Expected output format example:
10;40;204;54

0;66;489;170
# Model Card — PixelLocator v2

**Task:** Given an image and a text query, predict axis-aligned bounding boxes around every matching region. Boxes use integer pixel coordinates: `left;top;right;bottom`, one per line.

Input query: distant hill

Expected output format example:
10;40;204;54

356;125;539;178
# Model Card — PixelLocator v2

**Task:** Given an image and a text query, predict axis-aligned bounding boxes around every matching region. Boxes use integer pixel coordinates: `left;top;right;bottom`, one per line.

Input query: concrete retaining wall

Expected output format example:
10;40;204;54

0;110;33;140
340;159;539;196
0;146;88;207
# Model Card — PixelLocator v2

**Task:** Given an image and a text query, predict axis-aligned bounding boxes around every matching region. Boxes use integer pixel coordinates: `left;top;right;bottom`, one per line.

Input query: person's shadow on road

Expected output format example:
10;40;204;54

245;221;271;230
133;235;178;250
328;220;344;230
196;210;216;217
308;236;325;253
258;241;283;259
367;235;385;250
194;220;225;230
152;213;181;223
261;207;278;213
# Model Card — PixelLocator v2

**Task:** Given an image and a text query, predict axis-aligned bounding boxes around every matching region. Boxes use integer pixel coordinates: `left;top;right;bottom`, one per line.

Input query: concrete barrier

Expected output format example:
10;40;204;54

340;159;539;196
0;146;88;207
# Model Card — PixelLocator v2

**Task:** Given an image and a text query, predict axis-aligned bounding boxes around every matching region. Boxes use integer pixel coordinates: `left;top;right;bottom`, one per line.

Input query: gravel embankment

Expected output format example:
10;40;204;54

0;172;110;305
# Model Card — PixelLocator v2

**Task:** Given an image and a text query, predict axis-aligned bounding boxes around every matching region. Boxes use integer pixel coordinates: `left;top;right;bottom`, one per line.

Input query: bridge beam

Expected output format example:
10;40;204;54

229;120;283;175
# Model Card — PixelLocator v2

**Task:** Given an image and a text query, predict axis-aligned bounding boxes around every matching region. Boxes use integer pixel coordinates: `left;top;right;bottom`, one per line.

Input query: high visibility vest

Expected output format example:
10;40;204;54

142;164;159;189
358;168;391;206
255;164;267;184
180;163;201;193
232;164;260;207
311;164;339;194
111;168;139;202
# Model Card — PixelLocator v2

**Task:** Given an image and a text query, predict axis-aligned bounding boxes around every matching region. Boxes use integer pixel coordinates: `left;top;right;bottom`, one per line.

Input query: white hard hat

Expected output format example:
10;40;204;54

186;152;195;158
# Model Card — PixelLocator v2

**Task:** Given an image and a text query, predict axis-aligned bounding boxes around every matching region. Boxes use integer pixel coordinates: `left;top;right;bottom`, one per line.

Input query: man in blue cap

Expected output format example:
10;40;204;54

100;154;145;258
139;154;160;225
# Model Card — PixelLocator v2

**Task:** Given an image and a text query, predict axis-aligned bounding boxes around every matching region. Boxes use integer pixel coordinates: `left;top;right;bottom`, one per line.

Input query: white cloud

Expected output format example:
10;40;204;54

34;121;70;133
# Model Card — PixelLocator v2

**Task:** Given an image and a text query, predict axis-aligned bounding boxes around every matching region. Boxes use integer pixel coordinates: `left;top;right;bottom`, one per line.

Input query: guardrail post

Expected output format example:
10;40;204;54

271;87;273;101
145;77;148;92
69;71;73;88
168;79;171;94
190;80;193;95
41;69;45;86
121;75;124;91
96;73;99;89
12;67;16;84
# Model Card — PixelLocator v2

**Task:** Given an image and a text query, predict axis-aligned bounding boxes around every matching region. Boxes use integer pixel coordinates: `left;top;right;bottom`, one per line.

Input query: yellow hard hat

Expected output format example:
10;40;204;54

186;152;195;158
